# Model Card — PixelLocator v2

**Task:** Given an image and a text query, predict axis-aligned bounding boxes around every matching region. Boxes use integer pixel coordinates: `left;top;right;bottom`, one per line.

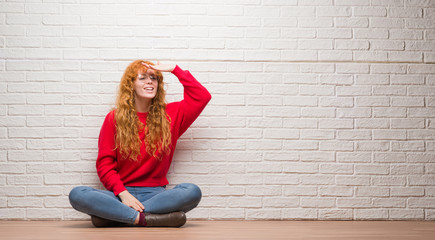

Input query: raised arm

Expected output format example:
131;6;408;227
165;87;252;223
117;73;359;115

144;61;212;137
172;65;211;137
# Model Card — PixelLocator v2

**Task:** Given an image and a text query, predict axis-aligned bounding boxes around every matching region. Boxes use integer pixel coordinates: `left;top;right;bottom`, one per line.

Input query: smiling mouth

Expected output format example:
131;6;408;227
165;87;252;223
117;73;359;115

144;87;154;91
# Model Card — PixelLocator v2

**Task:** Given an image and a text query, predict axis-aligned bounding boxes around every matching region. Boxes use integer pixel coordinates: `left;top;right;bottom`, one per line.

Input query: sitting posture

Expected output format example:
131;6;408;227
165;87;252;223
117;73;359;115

69;60;211;227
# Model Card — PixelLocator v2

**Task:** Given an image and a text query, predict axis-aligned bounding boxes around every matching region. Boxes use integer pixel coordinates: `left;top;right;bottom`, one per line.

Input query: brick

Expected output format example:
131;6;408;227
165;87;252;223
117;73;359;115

200;197;226;208
391;141;425;152
26;208;62;220
336;130;371;140
26;187;63;196
300;197;335;207
319;209;353;220
301;108;335;118
247;140;282;150
284;186;317;196
336;176;370;186
228;197;263;208
354;7;387;17
391;187;424;197
9;127;44;138
7;175;43;185
0;140;25;150
264;129;298;139
283;163;318;173
209;208;245;220
356;141;390;151
391;165;424;175
245;185;281;196
300;130;334;140
209;163;244;174
283;119;317;128
356;187;389;197
246;209;281;220
27;95;63;105
44;174;81;185
390;209;424;220
337;108;371;118
355;164;389;175
264;151;299;161
0;163;25;174
408;198;435;208
408;176;435;186
427;210;435;220
0;208;25;220
318;6;351;17
8;197;43;207
246;163;282;173
282;208;317;220
8;105;44;116
44;196;70;208
7;14;42;25
375;198;406;208
319;186;353;197
300;151;335;162
264;174;298;185
209;140;245;150
227;174;262;185
26;163;63;174
355;209;388;220
27;26;62;37
192;151;262;162
227;129;262;139
373;176;406;186
44;151;80;161
337;152;371;163
300;175;334;185
208;186;245;196
319;164;353;174
0;186;25;197
337;198;372;208
281;50;317;61
297;0;327;6
374;107;407;118
355;119;389;129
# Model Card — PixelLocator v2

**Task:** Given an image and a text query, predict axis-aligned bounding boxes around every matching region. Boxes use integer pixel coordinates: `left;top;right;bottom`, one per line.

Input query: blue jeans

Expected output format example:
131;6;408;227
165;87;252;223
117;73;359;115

68;183;202;224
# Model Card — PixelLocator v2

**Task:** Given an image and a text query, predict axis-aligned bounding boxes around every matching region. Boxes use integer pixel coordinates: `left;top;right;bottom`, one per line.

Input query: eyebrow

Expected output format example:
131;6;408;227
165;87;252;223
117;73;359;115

138;73;156;78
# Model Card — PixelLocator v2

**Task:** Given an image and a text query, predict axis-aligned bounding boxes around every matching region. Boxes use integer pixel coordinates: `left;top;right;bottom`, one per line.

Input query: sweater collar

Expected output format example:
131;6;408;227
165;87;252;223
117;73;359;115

136;111;148;119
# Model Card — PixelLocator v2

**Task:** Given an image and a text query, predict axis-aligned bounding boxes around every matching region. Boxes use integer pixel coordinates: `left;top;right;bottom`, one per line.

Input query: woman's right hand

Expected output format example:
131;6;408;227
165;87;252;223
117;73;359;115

118;190;145;212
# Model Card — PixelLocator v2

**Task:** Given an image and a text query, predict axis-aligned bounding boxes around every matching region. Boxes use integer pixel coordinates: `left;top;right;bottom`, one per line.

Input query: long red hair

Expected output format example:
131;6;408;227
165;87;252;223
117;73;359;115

114;60;171;161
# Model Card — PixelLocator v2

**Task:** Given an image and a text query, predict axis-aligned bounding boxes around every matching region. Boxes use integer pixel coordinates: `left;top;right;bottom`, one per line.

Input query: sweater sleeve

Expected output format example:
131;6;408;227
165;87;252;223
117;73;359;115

95;110;126;196
171;65;212;138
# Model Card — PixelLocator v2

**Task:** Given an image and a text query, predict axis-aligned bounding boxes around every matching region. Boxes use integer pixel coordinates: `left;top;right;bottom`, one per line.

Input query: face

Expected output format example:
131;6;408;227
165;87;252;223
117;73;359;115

133;68;158;100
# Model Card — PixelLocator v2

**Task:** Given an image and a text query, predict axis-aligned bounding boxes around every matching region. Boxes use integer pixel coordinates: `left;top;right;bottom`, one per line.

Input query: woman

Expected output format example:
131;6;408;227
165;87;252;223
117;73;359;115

69;60;211;227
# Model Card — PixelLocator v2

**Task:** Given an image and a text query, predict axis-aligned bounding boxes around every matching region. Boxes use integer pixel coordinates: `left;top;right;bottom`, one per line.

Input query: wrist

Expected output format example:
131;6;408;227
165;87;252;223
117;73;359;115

170;65;178;73
118;190;128;198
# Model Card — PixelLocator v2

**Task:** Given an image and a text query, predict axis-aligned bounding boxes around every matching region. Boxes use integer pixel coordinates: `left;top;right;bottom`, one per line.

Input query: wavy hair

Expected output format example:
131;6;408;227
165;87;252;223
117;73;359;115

114;60;171;161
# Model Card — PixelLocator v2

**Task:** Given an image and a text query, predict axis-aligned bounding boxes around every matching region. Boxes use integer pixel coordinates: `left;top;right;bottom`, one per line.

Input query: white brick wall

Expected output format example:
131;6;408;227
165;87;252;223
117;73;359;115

1;0;434;221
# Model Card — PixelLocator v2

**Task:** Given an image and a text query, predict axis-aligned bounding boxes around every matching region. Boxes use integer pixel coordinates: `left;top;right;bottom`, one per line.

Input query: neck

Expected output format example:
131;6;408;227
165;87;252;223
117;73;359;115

134;96;152;113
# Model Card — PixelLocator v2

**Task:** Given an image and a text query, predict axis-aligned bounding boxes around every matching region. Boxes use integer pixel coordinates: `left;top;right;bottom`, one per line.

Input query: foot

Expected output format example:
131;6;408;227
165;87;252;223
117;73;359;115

91;215;124;228
144;211;186;227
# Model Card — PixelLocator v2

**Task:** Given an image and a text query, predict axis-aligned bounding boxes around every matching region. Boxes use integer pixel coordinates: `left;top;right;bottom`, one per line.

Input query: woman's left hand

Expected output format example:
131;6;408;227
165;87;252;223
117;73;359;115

142;61;175;72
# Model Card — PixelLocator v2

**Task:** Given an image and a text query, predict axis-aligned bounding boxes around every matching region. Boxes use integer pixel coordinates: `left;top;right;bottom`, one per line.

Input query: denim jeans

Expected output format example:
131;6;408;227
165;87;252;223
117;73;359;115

68;183;202;224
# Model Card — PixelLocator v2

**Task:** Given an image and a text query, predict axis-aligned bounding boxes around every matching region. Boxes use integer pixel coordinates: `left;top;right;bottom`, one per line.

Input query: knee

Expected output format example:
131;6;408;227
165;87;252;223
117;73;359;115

68;186;91;208
179;183;202;204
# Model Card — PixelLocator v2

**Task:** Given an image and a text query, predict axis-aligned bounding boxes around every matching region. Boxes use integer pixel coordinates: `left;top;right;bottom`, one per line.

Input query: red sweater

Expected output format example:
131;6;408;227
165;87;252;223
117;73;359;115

96;65;211;196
